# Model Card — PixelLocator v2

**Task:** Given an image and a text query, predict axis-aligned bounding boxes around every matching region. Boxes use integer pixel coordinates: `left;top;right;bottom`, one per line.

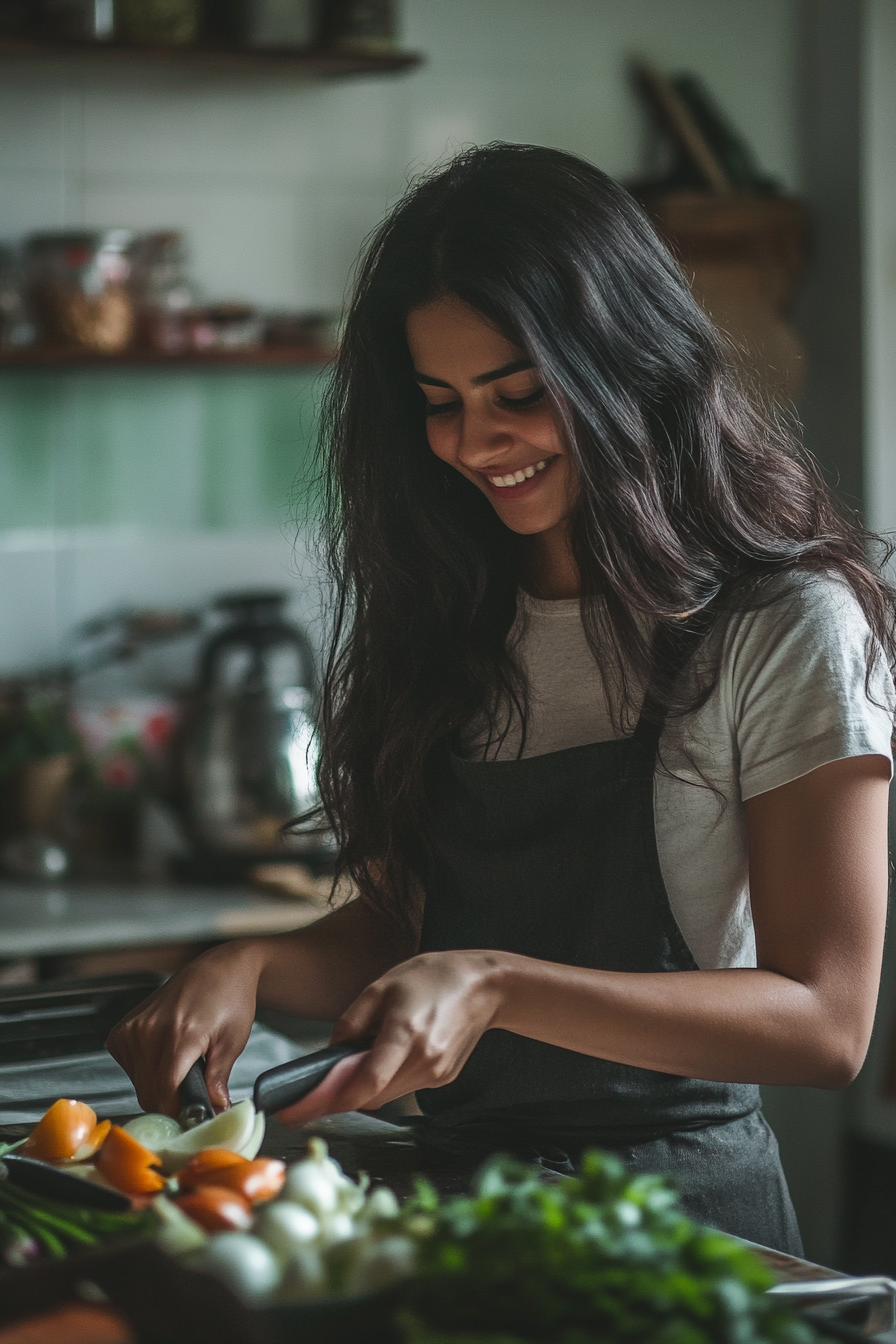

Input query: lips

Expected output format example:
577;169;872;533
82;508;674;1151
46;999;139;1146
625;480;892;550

479;455;558;499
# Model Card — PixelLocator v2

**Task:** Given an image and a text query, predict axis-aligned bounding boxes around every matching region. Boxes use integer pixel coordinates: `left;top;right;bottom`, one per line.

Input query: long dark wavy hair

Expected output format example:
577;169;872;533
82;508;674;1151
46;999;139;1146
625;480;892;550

310;142;895;930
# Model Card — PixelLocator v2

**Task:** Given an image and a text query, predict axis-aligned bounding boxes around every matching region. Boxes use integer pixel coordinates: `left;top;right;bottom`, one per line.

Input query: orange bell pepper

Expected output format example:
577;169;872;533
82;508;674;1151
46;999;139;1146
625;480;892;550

72;1118;112;1162
176;1186;253;1232
187;1157;285;1204
177;1148;248;1192
22;1099;98;1162
95;1124;165;1195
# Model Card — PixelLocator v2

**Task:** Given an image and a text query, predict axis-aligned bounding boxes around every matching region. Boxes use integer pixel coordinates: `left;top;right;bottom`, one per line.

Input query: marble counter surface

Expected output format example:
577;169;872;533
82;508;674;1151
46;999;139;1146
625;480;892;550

0;880;322;959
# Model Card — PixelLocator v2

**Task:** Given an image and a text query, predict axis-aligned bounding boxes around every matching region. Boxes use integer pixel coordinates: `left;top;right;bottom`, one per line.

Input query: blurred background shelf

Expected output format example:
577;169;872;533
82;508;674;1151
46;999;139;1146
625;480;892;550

0;37;422;77
0;346;334;369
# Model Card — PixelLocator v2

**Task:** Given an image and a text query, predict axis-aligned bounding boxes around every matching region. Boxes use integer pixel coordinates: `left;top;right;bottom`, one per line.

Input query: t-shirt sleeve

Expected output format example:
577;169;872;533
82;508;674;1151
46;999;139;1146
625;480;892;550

723;575;895;801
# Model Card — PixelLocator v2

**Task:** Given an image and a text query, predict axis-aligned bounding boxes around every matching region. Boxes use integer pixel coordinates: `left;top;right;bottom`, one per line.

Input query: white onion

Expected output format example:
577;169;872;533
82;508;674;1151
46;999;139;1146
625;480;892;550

317;1210;356;1248
123;1113;182;1149
358;1187;400;1223
279;1245;327;1302
195;1232;281;1303
152;1194;208;1255
255;1203;320;1262
344;1234;417;1295
280;1160;341;1216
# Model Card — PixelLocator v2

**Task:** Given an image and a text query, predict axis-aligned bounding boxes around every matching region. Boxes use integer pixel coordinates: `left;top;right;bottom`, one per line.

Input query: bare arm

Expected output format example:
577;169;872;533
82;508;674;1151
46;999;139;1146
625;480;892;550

281;754;890;1121
106;896;415;1116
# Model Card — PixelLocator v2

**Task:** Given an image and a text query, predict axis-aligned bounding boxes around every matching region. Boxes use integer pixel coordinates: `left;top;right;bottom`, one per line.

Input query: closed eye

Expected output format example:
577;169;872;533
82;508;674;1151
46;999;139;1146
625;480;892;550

424;400;461;417
496;387;545;410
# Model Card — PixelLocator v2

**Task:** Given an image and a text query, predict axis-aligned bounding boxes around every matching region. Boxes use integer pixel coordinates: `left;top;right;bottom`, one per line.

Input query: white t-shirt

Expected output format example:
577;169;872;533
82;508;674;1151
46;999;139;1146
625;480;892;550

467;574;895;970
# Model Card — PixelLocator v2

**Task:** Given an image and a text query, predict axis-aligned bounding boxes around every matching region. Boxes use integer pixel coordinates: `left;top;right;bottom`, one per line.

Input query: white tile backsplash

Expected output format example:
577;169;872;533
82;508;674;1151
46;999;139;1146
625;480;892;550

0;527;328;675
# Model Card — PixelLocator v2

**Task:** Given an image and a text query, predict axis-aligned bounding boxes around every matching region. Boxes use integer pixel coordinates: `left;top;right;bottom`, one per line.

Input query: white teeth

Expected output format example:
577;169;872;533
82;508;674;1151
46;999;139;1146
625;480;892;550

488;457;550;487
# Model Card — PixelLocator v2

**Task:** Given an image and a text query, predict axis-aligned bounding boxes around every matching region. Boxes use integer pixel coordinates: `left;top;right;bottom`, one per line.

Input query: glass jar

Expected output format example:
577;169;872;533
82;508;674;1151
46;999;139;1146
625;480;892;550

38;0;115;41
25;229;136;353
318;0;396;55
116;0;200;46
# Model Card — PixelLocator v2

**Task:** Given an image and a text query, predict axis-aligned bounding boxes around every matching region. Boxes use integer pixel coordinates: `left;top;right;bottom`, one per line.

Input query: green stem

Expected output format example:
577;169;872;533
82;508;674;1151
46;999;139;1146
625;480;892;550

0;1186;98;1244
0;1138;27;1159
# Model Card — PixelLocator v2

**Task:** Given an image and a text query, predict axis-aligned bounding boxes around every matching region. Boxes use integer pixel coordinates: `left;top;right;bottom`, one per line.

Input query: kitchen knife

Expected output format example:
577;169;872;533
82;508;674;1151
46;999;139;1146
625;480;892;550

253;1037;375;1115
1;1153;131;1212
177;1058;215;1129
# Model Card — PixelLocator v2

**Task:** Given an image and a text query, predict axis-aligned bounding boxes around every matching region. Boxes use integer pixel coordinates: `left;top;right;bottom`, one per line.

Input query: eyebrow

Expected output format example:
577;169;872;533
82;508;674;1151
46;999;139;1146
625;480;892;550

414;359;534;389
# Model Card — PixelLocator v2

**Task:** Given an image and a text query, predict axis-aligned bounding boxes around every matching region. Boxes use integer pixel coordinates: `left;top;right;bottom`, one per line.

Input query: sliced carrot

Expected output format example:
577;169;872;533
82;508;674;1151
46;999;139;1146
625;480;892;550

95;1124;165;1195
22;1099;98;1162
175;1186;253;1232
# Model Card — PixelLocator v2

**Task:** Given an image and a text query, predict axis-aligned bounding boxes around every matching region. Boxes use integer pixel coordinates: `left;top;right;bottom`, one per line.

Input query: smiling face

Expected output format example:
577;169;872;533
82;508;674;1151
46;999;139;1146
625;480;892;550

406;296;577;543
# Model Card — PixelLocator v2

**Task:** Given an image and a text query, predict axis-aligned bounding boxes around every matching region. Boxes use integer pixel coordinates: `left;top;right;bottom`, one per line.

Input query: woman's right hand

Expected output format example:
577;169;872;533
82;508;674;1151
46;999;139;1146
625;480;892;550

106;939;267;1117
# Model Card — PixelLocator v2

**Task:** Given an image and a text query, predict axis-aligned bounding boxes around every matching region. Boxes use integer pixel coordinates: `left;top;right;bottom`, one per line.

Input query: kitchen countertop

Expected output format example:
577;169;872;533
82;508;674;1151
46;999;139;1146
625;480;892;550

0;880;324;959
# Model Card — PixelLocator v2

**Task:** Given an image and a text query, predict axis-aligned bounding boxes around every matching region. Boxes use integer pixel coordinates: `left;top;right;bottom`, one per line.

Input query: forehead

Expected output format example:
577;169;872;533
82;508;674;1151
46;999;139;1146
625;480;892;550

406;296;521;373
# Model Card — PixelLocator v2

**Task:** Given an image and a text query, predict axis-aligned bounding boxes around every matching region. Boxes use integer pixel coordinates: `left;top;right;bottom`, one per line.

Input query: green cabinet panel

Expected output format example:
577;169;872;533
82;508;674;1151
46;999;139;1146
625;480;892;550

0;367;326;533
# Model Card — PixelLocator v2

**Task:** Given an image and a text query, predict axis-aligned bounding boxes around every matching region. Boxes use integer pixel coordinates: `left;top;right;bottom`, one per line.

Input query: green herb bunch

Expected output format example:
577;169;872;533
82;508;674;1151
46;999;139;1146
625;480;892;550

400;1151;813;1344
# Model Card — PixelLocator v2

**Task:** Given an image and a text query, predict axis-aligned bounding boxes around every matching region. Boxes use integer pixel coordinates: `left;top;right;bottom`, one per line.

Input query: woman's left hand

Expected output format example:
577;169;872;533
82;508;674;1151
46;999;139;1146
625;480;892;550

275;950;506;1124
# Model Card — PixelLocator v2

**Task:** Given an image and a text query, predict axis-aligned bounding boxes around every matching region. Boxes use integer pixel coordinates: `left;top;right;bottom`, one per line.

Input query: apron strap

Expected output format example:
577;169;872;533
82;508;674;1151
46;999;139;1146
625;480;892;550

631;612;713;752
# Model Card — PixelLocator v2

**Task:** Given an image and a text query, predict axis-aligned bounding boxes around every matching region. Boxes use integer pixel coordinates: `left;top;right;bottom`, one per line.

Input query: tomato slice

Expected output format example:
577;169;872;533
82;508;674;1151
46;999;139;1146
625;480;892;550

22;1099;98;1162
95;1124;165;1195
190;1157;285;1204
177;1148;248;1192
175;1186;253;1232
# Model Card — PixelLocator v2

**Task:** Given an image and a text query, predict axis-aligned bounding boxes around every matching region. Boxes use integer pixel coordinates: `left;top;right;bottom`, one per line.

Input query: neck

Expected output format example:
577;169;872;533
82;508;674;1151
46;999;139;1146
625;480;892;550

521;522;581;600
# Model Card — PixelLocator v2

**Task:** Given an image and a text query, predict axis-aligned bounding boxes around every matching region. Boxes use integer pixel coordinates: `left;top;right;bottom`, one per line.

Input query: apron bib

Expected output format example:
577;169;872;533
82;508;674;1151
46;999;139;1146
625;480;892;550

416;630;802;1254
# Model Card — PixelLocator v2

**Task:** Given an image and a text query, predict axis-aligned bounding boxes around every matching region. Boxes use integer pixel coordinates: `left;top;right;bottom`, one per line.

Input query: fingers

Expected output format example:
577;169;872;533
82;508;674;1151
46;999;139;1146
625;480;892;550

330;987;383;1045
204;1025;252;1112
276;1051;371;1126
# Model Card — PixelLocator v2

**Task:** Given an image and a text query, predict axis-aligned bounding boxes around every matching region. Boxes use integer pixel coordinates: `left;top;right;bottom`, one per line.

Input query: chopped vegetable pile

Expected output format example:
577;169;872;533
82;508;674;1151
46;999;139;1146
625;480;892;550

162;1137;412;1304
2;1100;812;1344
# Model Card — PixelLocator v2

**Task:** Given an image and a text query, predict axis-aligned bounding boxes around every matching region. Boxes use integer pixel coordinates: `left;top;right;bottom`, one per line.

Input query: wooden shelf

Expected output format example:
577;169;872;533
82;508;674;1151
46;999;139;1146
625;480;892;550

0;35;422;77
0;345;334;370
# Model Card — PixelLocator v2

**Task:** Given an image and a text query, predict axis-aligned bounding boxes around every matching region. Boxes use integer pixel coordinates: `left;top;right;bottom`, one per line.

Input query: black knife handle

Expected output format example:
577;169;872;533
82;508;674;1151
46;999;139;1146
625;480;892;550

178;1057;215;1128
253;1037;375;1115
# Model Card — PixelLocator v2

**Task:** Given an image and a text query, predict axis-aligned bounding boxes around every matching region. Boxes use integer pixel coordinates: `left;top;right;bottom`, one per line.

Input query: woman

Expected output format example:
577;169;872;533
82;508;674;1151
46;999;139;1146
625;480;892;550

109;145;895;1254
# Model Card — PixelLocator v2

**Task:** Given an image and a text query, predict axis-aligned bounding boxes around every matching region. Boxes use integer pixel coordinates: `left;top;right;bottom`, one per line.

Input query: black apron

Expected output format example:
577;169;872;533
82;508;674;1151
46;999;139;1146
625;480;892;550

416;630;802;1255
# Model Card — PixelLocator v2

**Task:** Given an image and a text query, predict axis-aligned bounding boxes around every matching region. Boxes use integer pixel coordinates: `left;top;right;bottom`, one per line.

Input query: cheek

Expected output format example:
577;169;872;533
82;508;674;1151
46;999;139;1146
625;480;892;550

530;410;563;454
425;418;455;463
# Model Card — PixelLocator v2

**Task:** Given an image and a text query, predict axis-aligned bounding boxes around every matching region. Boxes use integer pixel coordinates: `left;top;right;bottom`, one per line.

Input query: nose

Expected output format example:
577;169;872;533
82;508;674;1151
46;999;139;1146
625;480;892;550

456;403;516;471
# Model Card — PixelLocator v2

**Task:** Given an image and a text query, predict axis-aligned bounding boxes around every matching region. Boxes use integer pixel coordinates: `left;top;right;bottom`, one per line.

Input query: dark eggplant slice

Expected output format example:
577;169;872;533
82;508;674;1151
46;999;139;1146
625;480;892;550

2;1153;132;1212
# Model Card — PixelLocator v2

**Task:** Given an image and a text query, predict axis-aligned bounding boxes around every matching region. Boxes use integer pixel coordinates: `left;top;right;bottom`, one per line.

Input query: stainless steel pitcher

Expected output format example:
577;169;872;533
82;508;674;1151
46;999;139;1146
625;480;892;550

183;591;327;856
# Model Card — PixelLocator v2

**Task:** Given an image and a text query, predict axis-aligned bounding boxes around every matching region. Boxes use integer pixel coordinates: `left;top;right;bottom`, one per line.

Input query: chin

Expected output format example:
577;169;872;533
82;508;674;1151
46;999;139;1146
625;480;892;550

493;505;568;536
